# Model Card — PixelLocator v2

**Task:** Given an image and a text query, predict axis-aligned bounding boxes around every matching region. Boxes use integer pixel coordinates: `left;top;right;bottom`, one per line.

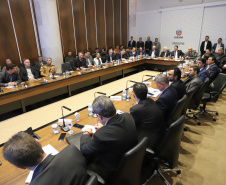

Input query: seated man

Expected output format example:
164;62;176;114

155;74;178;120
130;83;165;151
197;58;208;82
40;58;57;77
106;49;116;62
93;53;102;66
167;67;186;99
92;48;100;58
2;59;20;73
71;52;87;70
136;47;145;57
150;45;159;58
84;51;94;66
205;55;219;82
80;96;137;182
3;132;87;185
0;63;21;87
160;47;170;57
20;59;39;81
116;49;129;60
65;51;74;63
183;66;203;93
216;47;226;67
129;47;137;57
184;47;196;59
34;56;47;72
202;49;211;60
171;45;183;59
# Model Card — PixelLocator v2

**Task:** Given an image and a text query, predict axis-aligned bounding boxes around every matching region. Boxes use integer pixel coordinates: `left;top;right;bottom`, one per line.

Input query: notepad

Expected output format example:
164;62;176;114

81;125;96;133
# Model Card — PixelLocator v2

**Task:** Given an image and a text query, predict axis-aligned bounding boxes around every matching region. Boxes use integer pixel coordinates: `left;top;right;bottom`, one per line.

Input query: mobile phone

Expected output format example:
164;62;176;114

73;123;84;129
58;133;66;140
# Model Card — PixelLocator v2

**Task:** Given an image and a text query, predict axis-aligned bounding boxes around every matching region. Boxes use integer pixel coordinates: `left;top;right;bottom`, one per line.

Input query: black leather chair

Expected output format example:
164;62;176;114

147;115;185;185
108;137;148;185
166;94;187;127
181;89;195;116
61;62;73;73
197;73;226;121
86;175;98;185
186;78;210;125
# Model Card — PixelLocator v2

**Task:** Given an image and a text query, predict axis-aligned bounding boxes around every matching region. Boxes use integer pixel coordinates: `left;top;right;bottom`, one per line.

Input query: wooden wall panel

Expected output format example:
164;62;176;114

0;0;20;67
73;0;87;53
114;0;121;47
121;0;128;48
95;0;106;50
105;0;114;49
10;0;39;63
85;0;97;52
57;0;76;57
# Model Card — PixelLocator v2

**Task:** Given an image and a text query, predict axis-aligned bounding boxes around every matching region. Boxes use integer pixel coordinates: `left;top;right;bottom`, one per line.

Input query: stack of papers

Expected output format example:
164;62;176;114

147;87;161;98
81;125;96;133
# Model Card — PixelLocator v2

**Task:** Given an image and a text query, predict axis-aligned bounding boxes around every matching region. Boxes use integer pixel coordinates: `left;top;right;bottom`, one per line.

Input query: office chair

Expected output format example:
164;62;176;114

197;73;226;121
147;115;185;185
61;62;73;73
108;137;148;185
166;94;187;127
186;78;210;125
86;175;98;185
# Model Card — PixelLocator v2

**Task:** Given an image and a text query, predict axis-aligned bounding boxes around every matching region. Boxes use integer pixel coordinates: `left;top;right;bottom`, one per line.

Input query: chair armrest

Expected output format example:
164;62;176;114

146;148;155;155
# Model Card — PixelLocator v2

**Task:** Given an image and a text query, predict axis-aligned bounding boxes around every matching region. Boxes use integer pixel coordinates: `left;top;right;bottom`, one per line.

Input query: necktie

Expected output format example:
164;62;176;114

165;52;166;57
10;74;13;82
98;58;100;65
110;56;112;61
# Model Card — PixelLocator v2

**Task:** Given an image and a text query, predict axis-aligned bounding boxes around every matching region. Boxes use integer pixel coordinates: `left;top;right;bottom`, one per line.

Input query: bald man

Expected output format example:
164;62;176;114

185;47;196;59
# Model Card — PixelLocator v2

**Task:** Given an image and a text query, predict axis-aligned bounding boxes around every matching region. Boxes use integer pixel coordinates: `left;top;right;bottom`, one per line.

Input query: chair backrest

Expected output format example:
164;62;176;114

188;78;210;109
61;62;73;73
166;94;187;127
156;115;185;169
85;175;98;185
212;73;226;93
181;89;195;115
109;137;148;185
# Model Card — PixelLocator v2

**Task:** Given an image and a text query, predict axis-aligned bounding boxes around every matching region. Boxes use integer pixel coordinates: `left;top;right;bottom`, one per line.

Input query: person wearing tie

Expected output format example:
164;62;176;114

150;46;159;58
137;37;144;49
171;45;182;59
160;47;170;58
128;36;136;48
94;53;102;66
84;51;94;66
185;47;195;59
116;49;129;60
136;47;145;57
129;47;137;57
107;50;116;62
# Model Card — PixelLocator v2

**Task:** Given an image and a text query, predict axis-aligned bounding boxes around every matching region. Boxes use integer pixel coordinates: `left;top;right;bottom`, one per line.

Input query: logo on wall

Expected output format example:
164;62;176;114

174;29;183;39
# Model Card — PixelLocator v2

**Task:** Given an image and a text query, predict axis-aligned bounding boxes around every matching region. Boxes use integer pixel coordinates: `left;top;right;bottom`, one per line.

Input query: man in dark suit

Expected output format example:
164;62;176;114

184;47;196;59
116;49;129;60
216;47;226;67
19;59;39;81
3;132;87;185
128;36;136;48
106;50;116;62
34;56;47;72
160;47;171;57
200;36;212;56
136;47;145;56
145;36;152;55
130;83;165;151
197;58;208;82
167;67;186;99
205;55;219;82
155;74;178;119
71;52;88;70
150;46;159;58
171;45;183;59
0;63;21;87
137;37;144;49
212;38;224;53
84;51;94;66
80;96;137;182
92;48;100;58
129;47;137;57
183;66;203;93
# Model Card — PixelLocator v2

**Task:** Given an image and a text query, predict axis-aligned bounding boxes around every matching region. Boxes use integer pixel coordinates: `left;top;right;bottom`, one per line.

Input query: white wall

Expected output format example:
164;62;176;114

33;0;63;72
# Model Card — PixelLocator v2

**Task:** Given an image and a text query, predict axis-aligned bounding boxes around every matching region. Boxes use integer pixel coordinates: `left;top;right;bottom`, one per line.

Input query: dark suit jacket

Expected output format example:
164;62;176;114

160;51;171;57
145;40;152;51
136;50;145;56
150;50;159;57
170;80;186;100
137;41;144;49
156;85;178;120
80;113;138;182
30;145;87;185
213;43;224;53
116;52;129;60
183;76;203;94
33;61;47;71
128;40;136;48
71;58;88;70
129;51;137;57
0;71;21;87
205;64;219;82
19;66;39;81
198;67;208;82
171;50;183;58
130;98;165;151
200;41;212;56
106;54;116;62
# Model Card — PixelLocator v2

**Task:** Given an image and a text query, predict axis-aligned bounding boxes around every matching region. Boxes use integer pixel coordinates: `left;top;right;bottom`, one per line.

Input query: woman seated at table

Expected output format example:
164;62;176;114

94;53;103;66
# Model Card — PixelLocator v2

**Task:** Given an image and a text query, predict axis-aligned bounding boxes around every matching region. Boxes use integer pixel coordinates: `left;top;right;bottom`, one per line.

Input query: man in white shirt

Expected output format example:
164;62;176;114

200;36;212;56
212;38;224;53
19;59;39;81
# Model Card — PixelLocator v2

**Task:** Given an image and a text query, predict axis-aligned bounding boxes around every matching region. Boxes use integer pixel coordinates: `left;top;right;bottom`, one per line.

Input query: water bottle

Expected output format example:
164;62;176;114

88;103;93;116
50;73;53;79
122;89;126;100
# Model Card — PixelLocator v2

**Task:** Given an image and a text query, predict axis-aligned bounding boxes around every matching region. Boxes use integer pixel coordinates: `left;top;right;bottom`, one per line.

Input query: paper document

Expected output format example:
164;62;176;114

25;144;59;184
81;125;96;133
147;87;161;98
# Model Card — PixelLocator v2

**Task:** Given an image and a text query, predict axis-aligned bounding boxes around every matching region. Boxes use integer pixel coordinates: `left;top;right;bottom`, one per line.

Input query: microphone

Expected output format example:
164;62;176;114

126;80;137;101
61;106;71;132
0;87;3;93
142;75;154;82
94;92;106;98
